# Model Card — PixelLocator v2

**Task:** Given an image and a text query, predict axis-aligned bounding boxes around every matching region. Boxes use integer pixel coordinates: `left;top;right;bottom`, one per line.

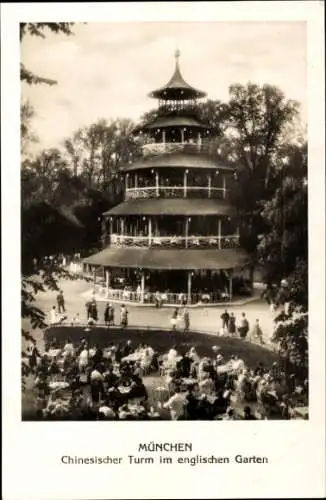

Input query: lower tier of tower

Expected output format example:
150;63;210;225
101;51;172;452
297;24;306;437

83;247;252;305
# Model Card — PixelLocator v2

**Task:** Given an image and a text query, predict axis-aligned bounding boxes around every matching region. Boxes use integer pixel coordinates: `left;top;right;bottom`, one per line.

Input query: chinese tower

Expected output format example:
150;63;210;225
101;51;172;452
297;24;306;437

84;51;250;305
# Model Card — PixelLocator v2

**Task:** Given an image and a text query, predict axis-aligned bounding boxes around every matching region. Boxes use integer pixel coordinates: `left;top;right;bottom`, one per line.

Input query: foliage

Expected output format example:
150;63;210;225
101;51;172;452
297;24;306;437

272;309;308;381
257;141;308;380
21;22;78;390
20;23;75;86
21;101;38;158
258;142;307;295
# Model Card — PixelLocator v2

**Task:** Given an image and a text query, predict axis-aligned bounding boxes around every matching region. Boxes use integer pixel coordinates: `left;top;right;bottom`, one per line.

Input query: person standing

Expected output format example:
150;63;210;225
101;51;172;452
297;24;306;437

220;309;230;333
171;308;178;331
85;300;91;320
183;307;190;333
104;303;110;326
29;342;41;373
108;304;115;326
56;290;65;314
238;312;249;340
252;318;264;344
50;305;58;325
120;304;128;328
90;299;98;322
228;312;236;336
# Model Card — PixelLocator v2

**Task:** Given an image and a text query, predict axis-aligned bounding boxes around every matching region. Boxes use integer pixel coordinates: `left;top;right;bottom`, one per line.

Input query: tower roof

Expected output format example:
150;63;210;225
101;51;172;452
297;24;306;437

149;50;207;100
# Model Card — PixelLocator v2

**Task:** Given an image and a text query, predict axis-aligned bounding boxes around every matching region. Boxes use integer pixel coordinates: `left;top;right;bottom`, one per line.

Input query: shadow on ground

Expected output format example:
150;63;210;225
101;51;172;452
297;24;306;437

44;325;278;368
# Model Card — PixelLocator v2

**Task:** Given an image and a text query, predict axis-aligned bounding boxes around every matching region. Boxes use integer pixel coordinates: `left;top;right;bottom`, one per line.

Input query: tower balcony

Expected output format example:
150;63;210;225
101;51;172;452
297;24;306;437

109;233;240;250
141;141;213;158
125;186;226;200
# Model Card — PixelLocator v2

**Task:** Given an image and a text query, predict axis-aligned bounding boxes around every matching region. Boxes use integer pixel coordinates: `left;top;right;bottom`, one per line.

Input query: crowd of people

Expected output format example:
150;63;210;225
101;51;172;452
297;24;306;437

49;290;265;345
27;329;308;421
23;287;308;421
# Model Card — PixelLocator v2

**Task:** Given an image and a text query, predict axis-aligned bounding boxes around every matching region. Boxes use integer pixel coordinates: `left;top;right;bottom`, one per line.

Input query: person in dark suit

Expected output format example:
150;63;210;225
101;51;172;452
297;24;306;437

220;309;230;330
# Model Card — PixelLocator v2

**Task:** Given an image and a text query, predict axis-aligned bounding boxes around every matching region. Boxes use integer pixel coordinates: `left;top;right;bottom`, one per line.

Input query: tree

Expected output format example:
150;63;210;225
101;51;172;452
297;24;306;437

20;23;75;85
63;118;137;192
197;99;230;135
21;100;38;160
258;142;307;291
21;23;78;390
226;84;300;260
258;142;308;383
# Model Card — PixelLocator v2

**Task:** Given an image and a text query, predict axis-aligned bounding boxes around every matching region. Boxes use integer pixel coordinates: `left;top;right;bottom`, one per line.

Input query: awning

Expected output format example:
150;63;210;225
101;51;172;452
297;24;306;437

143;116;207;129
103;198;236;217
83;247;249;270
121;153;234;172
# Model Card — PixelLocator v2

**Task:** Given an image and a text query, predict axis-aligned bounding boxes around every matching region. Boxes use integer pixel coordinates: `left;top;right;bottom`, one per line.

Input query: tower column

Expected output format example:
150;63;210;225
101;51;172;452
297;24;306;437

135;173;138;189
101;219;107;248
184;170;188;198
222;174;226;199
187;271;192;304
109;217;113;236
208;173;211;198
105;269;111;298
120;217;125;236
93;266;96;293
126;173;129;190
148;217;152;246
229;273;233;300
162;130;166;144
185;217;190;248
218;218;222;249
155;171;159;197
140;271;145;304
181;129;185;143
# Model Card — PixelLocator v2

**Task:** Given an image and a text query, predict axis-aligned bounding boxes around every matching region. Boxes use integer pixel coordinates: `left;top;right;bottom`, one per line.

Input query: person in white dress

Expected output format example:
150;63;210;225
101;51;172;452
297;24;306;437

50;306;57;325
164;387;186;420
79;347;89;373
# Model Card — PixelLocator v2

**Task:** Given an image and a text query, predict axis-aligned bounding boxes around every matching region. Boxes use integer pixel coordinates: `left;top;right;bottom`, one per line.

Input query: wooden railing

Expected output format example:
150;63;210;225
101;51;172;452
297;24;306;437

125;186;226;200
92;287;232;305
110;234;240;249
141;141;219;158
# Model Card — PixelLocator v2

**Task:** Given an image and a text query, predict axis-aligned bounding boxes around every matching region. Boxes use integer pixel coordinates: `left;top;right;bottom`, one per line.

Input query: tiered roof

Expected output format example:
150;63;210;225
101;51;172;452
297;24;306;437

148;50;206;100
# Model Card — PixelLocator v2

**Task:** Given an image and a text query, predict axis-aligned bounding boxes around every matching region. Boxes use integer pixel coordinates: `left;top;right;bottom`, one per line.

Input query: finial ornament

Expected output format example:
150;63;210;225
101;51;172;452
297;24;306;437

175;48;181;59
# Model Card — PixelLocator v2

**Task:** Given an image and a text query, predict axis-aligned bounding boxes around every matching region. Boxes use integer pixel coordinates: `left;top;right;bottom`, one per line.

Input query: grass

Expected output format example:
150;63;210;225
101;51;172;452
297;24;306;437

44;325;278;367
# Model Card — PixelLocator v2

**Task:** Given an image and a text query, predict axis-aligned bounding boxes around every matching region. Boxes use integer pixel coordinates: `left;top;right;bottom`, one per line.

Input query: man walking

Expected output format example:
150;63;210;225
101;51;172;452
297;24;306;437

56;290;65;314
220;309;230;334
238;312;249;340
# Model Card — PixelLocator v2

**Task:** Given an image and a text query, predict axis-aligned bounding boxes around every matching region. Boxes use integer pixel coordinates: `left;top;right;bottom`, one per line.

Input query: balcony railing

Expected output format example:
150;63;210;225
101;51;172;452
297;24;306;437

125;186;226;200
92;287;232;305
110;234;240;250
141;141;215;158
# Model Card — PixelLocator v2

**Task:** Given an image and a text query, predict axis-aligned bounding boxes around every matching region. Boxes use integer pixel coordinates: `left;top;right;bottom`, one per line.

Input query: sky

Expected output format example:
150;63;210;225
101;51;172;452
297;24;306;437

21;21;307;151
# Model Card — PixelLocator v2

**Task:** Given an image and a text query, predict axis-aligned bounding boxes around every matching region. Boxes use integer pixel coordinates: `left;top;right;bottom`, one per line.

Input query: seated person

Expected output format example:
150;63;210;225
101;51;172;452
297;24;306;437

104;367;120;388
129;375;148;402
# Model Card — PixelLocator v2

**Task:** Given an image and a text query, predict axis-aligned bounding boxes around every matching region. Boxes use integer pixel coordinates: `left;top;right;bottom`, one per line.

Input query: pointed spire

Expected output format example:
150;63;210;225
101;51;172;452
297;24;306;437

148;51;206;100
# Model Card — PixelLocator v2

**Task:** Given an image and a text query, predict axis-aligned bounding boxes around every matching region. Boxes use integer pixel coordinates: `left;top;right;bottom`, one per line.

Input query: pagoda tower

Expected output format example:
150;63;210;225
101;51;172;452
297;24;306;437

84;51;250;305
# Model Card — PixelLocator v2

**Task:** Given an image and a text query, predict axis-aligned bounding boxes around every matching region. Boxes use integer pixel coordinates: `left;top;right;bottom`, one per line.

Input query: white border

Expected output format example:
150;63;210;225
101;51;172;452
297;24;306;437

2;2;325;499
